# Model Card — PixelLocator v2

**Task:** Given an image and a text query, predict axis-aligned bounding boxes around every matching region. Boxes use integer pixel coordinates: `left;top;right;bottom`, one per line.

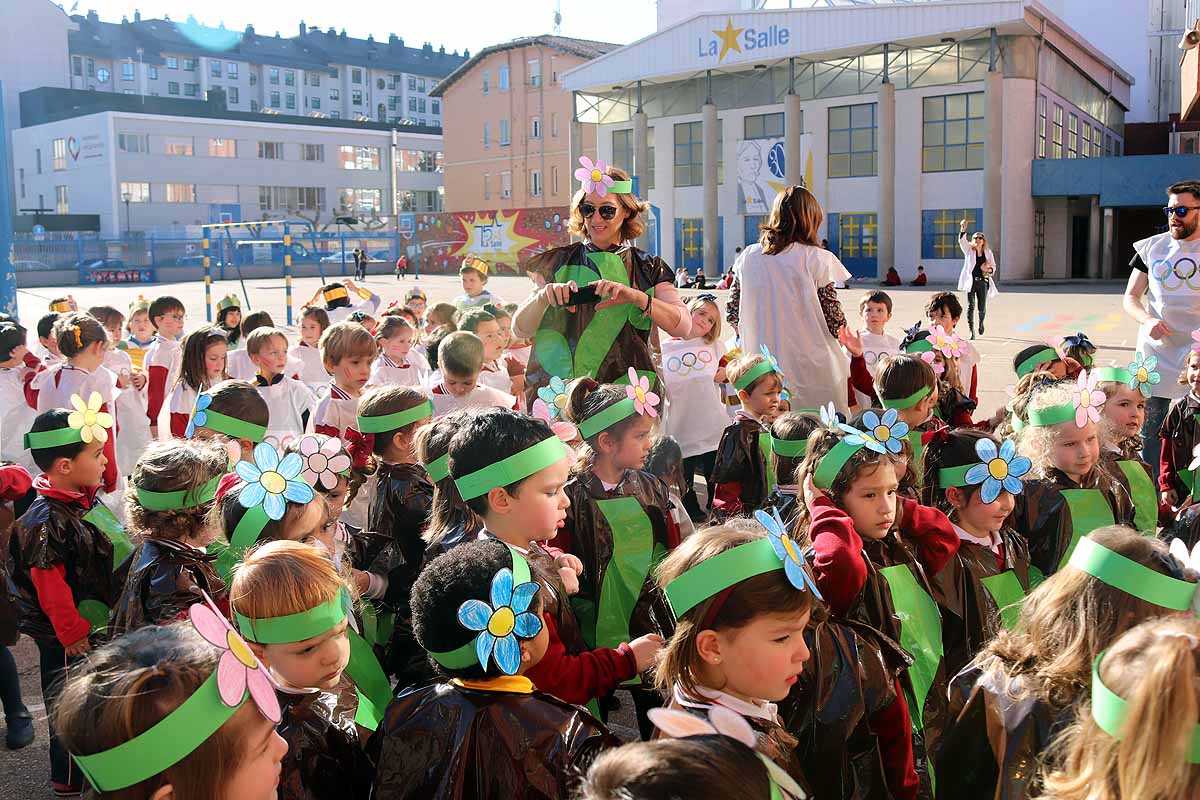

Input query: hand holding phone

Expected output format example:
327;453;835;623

566;285;601;306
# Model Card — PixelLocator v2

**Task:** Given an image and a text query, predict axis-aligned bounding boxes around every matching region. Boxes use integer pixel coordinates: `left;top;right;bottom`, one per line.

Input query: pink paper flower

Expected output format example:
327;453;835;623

532;399;579;444
297;434;352;490
574;156;615;196
929;325;961;360
1073;370;1106;427
919;350;945;376
626;367;660;417
1191;329;1200;353
189;598;281;723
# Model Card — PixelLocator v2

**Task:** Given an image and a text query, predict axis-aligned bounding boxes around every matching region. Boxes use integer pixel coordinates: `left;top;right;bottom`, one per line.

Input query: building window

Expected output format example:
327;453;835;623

551;113;559;138
1052;104;1064;158
258;141;284;160
418;78;426;93
72;56;82;77
309;73;321;87
531;116;541;139
921;208;982;259
339;188;382;214
500;119;511;146
836;213;878;259
168;81;180;95
17;168;23;199
250;100;259;112
1093;125;1103;157
398;150;442;172
673;120;722;187
482;70;489;95
182;58;196;71
829;103;877;178
418;99;426;113
529;59;541;87
210;60;221;77
1080;121;1091;158
120;181;150;203
259;186;325;212
228;62;238;78
646;127;656;190
921;92;984;173
483;122;490;148
284;70;295;87
184;83;198;97
52;138;66;171
270;91;280;108
166;56;177;70
312;97;321;110
352;90;362;105
165;183;196;203
432;100;440;115
301;144;324;162
209;138;236;158
613;129;633;172
1037;95;1047;159
1067;113;1079;158
118;133;149;153
501;171;512;198
351;68;362;84
408;97;417;112
148;65;158;80
228;87;239;104
269;68;280;85
499;65;510;91
330;88;339;101
530;169;542;197
285;93;296;110
249;72;257;86
55;186;68;215
484;173;490;201
35;148;41;174
164;137;194;156
338;145;381;170
96;67;110;83
744;112;785;140
122;62;135;81
330;110;339;118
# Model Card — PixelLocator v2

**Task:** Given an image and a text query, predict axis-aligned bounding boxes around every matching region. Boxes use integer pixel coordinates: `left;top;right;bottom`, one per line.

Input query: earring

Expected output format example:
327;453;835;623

713;656;722;664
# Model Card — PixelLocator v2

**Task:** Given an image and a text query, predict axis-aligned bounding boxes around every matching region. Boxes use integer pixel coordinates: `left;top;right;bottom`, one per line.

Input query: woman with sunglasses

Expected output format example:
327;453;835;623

512;161;692;408
957;217;999;339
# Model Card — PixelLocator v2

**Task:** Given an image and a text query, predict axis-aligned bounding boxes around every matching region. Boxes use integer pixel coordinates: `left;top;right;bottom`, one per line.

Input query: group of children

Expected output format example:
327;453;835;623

1;269;1199;800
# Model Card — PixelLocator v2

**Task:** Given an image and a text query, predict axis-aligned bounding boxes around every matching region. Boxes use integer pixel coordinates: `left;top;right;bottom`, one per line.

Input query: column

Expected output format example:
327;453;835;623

785;92;803;186
983;31;1004;265
1101;207;1115;279
568;91;583;186
702;100;719;277
633;107;649;250
877;81;896;281
1088;196;1102;278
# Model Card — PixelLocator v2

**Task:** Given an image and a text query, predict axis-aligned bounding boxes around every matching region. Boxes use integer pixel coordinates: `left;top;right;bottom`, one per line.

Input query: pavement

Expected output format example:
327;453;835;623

0;271;1135;797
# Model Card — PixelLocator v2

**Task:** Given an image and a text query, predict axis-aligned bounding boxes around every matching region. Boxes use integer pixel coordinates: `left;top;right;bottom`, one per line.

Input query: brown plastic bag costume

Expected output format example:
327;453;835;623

108;537;226;636
709;417;770;518
277;675;377;800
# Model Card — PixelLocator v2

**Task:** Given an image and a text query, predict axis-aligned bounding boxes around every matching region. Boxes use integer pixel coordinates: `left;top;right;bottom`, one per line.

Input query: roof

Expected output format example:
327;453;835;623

18;86;443;136
431;35;619;97
299;28;466;78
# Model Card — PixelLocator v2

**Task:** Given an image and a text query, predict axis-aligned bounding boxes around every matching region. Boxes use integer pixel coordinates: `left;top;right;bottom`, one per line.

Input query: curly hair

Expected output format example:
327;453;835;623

568;165;648;242
994;370;1059;441
1016;381;1088;479
126;439;230;545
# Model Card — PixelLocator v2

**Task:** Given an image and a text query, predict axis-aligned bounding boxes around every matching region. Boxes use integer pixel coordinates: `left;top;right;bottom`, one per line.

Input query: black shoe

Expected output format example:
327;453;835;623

5;711;33;749
979;322;985;335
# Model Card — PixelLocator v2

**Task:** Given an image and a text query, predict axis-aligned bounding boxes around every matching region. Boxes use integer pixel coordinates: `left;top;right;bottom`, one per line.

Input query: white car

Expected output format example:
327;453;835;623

11;259;51;272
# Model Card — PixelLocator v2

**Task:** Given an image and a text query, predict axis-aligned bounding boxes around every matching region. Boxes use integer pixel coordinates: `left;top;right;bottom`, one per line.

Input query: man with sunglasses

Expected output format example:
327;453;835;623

1124;179;1200;483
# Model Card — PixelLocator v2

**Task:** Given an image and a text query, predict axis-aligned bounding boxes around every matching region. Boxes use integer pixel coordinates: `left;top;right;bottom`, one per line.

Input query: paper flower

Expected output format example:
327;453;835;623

840;408;909;455
759;344;783;377
919;350;946;376
1192;330;1200;353
930;325;962;360
67;392;113;444
963;438;1030;504
626;367;660;417
649;706;757;748
1168;539;1200;616
818;402;841;432
755;508;823;600
536;376;569;420
1073;371;1106;427
235;443;314;521
574;156;615;196
189;595;281;723
456;567;543;675
297;434;351;490
532;398;578;443
186;392;213;438
1127;353;1160;398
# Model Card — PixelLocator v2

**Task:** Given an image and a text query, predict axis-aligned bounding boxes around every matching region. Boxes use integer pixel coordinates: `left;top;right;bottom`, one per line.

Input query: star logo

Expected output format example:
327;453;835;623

713;17;745;62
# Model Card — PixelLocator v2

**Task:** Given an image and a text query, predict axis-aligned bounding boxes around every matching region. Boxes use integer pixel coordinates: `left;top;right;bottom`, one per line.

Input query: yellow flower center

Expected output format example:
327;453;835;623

873;425;891;442
1080;392;1092;408
635;387;647;404
487;606;516;638
553;394;568;410
781;534;802;565
1137;367;1149;383
590;168;602;182
226;630;258;668
260;470;287;495
987;458;1009;480
82;409;98;426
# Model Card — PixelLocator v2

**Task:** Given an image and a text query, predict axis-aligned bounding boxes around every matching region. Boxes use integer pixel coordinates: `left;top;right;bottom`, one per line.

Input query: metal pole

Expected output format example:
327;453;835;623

284;223;294;325
0;82;17;319
202;225;212;322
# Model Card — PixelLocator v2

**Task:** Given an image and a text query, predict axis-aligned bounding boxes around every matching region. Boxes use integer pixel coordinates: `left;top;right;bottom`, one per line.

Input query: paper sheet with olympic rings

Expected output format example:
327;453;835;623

660;337;729;458
661;338;720;386
1133;231;1200;402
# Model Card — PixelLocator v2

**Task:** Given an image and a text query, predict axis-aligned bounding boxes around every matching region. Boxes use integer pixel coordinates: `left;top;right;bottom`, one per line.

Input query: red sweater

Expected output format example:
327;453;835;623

28;478;101;648
524;611;638;705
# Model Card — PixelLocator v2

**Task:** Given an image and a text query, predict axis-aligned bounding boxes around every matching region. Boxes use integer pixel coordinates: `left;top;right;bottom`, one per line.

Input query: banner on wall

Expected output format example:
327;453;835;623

410;207;570;275
736;134;813;214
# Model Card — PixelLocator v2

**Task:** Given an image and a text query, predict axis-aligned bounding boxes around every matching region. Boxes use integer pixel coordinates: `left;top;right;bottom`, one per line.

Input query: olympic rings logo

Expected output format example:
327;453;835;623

863;349;890;366
1150;257;1200;292
666;350;714;376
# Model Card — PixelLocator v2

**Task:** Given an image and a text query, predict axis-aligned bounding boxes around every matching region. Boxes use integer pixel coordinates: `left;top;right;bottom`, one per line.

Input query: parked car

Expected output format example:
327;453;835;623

75;258;127;271
11;259;52;272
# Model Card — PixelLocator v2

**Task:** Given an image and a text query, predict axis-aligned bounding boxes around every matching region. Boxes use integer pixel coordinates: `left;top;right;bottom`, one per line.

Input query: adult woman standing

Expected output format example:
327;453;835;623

957;218;999;338
733;185;854;414
512;160;691;407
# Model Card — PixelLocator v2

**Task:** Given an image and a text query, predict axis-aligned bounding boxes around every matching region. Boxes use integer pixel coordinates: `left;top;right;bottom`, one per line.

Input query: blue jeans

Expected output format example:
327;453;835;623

1142;395;1170;485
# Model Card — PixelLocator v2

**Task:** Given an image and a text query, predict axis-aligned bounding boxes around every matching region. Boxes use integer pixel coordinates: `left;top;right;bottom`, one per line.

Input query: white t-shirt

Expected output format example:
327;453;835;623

0;368;38;474
1134;232;1200;401
290;342;330;389
429;383;515;417
256;376;317;447
661;337;729;458
852;330;901;408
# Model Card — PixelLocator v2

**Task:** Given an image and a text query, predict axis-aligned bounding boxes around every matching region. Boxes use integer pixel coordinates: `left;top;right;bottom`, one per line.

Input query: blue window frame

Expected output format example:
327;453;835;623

921;208;982;259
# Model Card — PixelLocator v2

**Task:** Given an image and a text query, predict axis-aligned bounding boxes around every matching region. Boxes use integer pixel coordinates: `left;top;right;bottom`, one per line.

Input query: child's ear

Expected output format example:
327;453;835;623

486;485;512;516
50;455;73;476
945;486;966;509
388;430;408;454
694;629;723;665
736;389;751;405
149;784;176;800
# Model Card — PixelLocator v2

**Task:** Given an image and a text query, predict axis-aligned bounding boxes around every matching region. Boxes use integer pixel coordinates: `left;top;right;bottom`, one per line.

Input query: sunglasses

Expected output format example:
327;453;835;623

1165;206;1200;218
580;203;619;220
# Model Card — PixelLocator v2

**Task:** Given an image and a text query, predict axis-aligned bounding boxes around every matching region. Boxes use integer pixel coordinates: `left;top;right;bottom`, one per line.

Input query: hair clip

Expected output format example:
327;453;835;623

626;366;660;417
1062;331;1096;353
695;293;718;304
72;324;83;348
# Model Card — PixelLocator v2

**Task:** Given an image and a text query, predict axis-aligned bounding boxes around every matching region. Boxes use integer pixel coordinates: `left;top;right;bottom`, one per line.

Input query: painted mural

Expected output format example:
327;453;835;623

404;207;572;276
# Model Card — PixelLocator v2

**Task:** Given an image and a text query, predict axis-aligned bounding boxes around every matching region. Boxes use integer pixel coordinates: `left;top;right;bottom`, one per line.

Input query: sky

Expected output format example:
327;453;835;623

64;0;660;55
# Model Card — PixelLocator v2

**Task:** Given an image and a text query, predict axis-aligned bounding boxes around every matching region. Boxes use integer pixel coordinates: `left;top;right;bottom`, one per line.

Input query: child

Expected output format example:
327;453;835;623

306;279;381;326
36;312;63;365
292;306;333;389
459;308;522;398
143;295;186;437
90;305;153;477
369;316;427;388
936;526;1198;800
454;256;496;313
216;294;242;349
424;301;457;336
709;354;783;518
853;291;901;410
1093;359;1159;535
369;538;617;799
429;331;515;416
226;310;274;382
110;438;229;635
882;266;901;286
922;429;1034;679
404;287;427;327
246;327;316;445
54;618;287;798
994;369;1058;441
417;410;483;562
653;517;815;787
1037;615;1200;800
902;327;976;427
12;404;119;796
119;295;154;371
499;302;533;367
1013;342;1072;381
348;309;377;333
645;435;696;542
872;354;940;470
168;325;229;439
36;314;119;493
314;321;377;529
910;265;927;286
0;323;38;473
926;291;980;402
48;296;77;314
763;411;819;528
661;294;729;520
1058;331;1096;371
230;540;379;797
1158;347;1200;514
184;379;269;464
1013;380;1135;575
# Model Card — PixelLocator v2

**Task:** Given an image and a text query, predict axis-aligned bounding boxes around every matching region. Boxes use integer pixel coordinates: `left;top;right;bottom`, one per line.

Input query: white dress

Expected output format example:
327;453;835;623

430;383;514;417
103;348;152;475
735;242;853;414
661;336;728;459
290;343;331;390
1134;232;1200;401
0;368;38;474
368;355;428;389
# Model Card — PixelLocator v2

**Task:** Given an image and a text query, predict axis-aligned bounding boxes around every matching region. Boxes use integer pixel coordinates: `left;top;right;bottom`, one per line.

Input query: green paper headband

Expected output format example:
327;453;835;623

1092;366;1132;384
236;587;349;644
733;360;779;392
199;409;267;443
904;338;934;354
607;180;633;193
1069;536;1199;611
230;505;271;552
1027;402;1078;428
664;538;786;619
453;436;569;501
813;438;864;490
1092;650;1200;762
135;475;222;512
881;385;932;411
357;400;434;434
1016;347;1060;378
578;397;638;440
770;436;808;458
428;545;532;669
425;453;450;482
23;426;84;451
937;464;975;487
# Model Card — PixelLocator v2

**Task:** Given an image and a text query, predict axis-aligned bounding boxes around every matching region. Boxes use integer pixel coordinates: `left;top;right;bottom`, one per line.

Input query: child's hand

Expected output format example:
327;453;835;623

352;569;371;594
627;634;665;672
713;366;727;384
65;636;92;657
803;474;826;512
558;567;580;596
553;552;584;575
131;372;147;390
1165;489;1179;508
838;326;864;357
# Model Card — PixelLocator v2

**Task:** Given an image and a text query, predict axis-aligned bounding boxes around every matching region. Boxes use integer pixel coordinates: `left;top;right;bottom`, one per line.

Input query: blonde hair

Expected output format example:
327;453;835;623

758;185;823;255
995;370;1058;441
125;439;229;544
726;354;782;396
687;296;722;345
438;331;484;377
1017;382;1090;478
230;540;349;623
1038;615;1200;800
568;166;648;242
319;321;377;368
244;326;287;357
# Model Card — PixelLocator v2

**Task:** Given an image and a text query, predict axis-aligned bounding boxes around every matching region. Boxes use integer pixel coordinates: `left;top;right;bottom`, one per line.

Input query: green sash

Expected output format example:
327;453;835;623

879;564;943;731
759;431;777;494
345;626;394;715
980;571;1027;630
907;431;926;487
1115;460;1157;535
1057;489;1117;570
353;687;383;731
359;601;396;651
83;504;134;570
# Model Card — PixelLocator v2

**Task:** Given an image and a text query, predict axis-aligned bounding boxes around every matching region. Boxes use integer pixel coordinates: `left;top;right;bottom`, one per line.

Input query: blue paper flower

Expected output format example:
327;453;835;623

1127;353;1161;398
754;508;823;601
456;568;543;675
839;408;909;455
234;443;314;521
536;376;569;420
818;402;841;431
963;438;1031;504
185;392;213;438
759;344;783;377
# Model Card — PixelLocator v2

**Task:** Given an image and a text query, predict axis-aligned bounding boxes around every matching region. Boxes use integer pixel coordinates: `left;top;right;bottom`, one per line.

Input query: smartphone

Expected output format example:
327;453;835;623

567;285;601;306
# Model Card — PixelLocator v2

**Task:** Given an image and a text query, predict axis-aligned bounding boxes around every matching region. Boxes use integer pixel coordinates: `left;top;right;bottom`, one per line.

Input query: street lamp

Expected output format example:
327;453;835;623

122;192;131;236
